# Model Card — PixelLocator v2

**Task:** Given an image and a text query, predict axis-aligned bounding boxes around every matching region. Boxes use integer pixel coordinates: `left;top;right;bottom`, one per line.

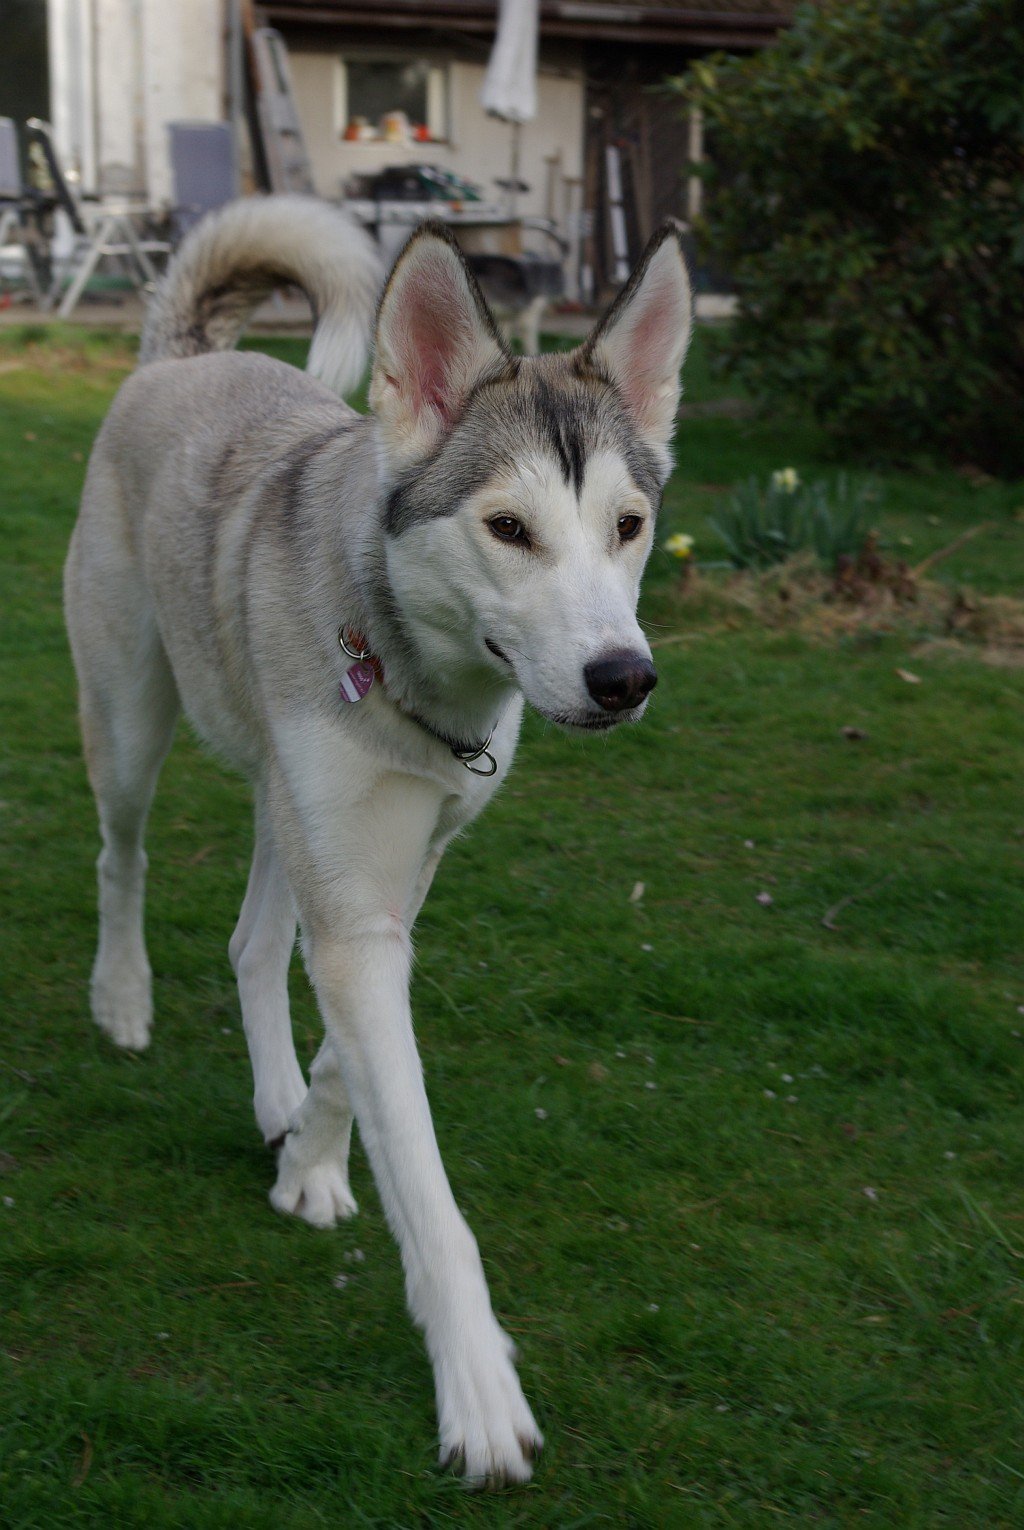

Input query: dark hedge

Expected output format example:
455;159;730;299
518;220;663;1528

670;0;1024;475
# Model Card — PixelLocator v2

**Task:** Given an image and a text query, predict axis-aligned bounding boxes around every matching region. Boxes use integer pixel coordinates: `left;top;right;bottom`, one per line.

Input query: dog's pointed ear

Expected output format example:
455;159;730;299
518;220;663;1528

580;222;693;453
370;223;511;464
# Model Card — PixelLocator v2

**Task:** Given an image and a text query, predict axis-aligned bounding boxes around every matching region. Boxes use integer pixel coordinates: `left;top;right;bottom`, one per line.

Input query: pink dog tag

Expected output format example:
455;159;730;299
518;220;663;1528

339;662;375;704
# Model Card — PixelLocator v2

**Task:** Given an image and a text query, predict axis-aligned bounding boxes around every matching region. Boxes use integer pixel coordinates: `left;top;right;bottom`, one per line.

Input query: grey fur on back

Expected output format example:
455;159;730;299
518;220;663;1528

138;196;383;398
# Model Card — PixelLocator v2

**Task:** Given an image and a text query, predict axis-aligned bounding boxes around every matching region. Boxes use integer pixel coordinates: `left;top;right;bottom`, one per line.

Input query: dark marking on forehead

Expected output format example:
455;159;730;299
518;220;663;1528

533;374;586;497
462;353;522;408
383;352;669;536
384;442;502;537
620;436;663;510
384;355;521;536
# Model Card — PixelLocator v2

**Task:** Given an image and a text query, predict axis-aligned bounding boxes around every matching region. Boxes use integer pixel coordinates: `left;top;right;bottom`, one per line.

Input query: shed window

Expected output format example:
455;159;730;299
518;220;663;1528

336;57;448;142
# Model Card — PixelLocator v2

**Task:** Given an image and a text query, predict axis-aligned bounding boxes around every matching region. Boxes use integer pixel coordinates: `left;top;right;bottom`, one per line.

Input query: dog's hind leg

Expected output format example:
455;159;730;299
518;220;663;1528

66;515;179;1052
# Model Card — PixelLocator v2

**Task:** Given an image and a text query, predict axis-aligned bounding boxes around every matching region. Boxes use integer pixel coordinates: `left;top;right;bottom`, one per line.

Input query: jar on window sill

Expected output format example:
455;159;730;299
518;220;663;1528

343;117;374;142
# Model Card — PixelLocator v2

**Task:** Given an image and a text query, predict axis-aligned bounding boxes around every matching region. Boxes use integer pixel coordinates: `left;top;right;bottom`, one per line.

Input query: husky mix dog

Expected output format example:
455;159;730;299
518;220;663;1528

64;196;692;1485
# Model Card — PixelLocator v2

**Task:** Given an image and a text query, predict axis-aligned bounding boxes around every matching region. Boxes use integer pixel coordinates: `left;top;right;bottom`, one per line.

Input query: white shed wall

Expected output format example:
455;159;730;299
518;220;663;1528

290;48;584;219
47;0;222;203
46;8;582;219
93;0;142;189
139;0;223;204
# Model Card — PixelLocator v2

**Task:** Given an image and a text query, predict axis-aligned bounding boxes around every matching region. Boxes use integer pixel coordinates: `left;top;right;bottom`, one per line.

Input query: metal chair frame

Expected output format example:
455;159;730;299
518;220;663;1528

0;116;50;302
24;119;171;319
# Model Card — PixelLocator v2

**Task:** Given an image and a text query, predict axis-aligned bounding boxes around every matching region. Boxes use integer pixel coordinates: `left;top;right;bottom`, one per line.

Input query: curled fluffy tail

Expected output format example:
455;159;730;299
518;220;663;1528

138;195;383;396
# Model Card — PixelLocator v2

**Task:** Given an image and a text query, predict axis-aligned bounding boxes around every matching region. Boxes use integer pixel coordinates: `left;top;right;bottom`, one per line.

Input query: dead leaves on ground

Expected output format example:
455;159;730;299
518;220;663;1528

677;529;1024;666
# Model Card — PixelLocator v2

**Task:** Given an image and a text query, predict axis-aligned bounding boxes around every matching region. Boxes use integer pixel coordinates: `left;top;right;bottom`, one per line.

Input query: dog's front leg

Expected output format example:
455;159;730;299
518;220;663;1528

305;917;542;1484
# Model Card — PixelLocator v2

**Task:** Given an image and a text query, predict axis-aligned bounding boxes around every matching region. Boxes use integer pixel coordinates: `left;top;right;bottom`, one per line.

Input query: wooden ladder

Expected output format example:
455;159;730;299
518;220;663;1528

247;25;316;195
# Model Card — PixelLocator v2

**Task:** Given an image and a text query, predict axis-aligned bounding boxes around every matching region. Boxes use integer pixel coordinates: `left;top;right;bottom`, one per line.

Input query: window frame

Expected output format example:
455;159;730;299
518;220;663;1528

334;52;450;144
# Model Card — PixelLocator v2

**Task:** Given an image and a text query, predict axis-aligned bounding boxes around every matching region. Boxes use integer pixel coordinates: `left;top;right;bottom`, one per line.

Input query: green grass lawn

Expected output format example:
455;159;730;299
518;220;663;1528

2;324;1023;1527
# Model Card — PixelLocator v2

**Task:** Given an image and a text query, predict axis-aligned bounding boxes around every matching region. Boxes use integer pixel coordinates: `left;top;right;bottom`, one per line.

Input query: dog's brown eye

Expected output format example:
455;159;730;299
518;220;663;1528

618;514;644;542
489;516;530;547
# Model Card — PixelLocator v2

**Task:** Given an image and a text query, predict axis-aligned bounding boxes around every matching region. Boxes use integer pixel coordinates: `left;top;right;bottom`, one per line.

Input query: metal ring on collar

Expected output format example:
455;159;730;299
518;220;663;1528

339;628;370;662
451;734;498;777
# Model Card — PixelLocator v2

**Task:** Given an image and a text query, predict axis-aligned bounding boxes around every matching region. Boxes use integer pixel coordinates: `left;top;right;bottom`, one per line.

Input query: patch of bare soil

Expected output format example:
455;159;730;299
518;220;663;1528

682;531;1024;667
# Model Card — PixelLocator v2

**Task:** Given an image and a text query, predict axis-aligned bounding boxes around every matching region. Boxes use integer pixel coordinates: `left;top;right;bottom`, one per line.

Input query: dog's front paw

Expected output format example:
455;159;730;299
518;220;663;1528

434;1319;543;1488
269;1128;358;1228
255;1071;309;1149
91;962;152;1051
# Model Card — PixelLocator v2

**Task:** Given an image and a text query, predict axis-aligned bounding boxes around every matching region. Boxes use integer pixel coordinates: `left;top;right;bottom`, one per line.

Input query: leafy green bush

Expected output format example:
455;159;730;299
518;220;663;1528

669;0;1024;475
709;471;877;570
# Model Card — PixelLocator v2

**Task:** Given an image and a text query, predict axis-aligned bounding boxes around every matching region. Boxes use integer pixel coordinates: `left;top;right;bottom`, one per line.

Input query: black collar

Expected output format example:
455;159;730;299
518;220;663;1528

340;625;498;775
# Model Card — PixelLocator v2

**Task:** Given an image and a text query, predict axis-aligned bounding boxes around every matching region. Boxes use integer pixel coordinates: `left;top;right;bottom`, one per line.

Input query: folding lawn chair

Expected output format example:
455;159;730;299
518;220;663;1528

167;121;238;242
25;119;170;320
0;116;50;302
0;117;22;243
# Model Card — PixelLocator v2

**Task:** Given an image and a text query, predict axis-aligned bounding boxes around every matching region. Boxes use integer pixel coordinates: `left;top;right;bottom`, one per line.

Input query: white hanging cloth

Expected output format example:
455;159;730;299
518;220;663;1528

479;0;539;124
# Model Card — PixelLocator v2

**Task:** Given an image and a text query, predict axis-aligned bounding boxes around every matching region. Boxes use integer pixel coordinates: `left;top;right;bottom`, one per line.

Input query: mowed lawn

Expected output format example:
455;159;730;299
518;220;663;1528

2;324;1023;1527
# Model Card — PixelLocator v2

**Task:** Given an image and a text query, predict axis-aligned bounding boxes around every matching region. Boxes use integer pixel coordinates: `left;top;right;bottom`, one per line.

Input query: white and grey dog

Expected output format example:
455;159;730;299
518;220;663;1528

64;195;692;1485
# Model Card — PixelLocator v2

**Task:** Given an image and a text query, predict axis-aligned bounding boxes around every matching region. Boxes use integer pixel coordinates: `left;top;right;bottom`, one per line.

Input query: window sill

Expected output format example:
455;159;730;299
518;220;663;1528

339;139;450;147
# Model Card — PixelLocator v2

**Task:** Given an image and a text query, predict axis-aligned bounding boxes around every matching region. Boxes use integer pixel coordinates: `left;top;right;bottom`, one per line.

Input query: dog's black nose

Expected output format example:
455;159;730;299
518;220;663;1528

583;651;658;713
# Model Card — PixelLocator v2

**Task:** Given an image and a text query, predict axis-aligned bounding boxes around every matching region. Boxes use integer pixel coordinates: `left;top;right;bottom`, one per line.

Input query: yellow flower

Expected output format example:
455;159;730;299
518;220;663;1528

771;467;801;493
664;532;695;559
